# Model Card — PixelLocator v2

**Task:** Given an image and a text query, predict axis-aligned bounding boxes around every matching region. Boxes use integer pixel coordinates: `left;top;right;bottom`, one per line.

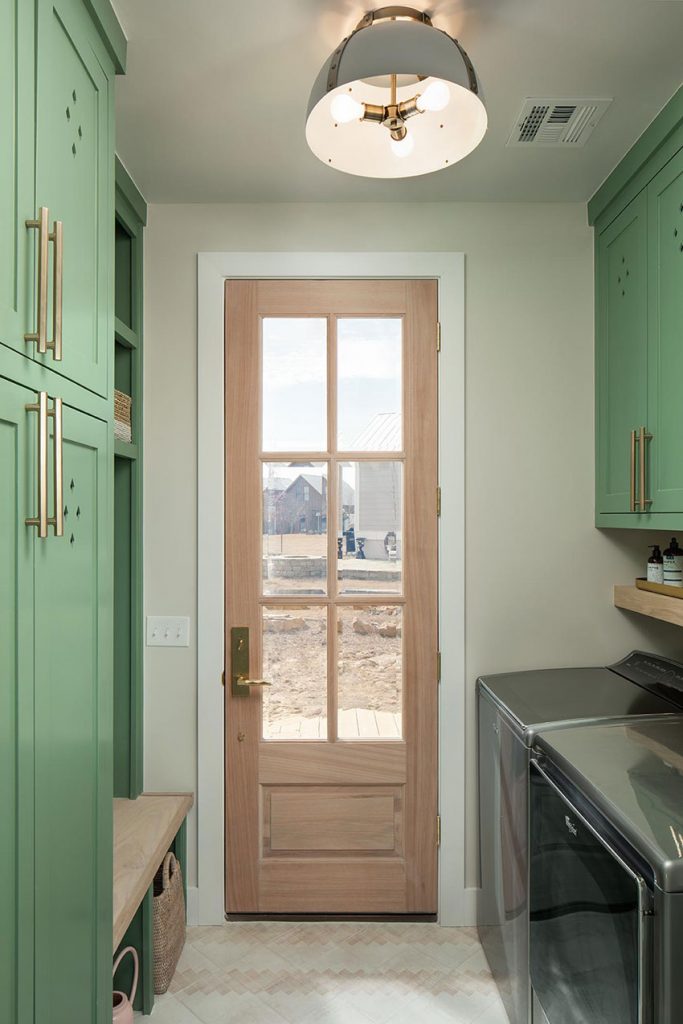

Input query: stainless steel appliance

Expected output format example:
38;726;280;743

531;717;683;1024
477;652;683;1024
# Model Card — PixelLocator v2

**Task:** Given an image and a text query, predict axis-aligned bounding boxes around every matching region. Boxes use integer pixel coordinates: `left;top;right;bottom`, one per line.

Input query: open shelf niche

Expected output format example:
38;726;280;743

114;158;147;799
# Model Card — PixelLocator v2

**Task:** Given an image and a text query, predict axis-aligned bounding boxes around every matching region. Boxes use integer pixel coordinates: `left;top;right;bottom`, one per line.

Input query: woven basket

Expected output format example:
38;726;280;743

152;852;186;994
114;389;132;426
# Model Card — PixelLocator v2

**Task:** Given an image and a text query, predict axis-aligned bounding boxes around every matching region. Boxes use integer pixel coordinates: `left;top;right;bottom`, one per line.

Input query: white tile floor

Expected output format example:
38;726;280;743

137;922;508;1024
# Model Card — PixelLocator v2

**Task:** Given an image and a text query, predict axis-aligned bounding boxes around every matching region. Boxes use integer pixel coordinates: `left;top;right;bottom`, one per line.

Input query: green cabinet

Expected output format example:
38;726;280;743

593;88;683;528
0;0;35;355
0;380;112;1024
0;0;115;398
647;150;683;513
596;192;648;515
33;405;112;1024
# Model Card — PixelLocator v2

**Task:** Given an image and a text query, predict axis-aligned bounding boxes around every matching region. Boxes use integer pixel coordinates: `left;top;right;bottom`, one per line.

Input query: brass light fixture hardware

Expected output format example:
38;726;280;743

638;425;653;512
306;6;486;179
230;626;272;697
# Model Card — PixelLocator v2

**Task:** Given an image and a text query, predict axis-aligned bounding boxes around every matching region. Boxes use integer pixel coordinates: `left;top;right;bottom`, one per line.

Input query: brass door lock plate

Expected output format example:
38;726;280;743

230;626;272;697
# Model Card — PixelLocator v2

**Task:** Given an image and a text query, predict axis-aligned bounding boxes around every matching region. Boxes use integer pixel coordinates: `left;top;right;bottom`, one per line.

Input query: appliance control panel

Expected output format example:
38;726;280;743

611;650;683;706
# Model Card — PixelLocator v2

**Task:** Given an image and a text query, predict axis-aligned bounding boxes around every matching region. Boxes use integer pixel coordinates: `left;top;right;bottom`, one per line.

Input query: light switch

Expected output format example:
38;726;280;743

146;615;191;647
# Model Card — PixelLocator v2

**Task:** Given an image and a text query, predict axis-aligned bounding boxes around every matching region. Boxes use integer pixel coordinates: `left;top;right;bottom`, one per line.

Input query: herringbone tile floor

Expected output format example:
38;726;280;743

136;922;508;1023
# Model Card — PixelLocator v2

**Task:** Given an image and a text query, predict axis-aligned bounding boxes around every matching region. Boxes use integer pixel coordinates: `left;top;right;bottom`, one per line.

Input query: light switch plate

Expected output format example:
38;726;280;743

146;615;190;647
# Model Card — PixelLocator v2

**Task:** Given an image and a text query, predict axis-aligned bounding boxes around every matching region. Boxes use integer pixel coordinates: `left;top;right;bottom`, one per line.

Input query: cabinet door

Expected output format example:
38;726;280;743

34;406;112;1024
35;0;113;397
0;377;36;1024
0;0;35;356
647;150;683;512
596;192;649;514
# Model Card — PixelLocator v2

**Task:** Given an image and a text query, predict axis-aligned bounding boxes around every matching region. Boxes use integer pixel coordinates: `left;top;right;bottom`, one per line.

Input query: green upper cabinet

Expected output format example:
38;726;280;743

593;87;683;528
0;0;35;356
647;149;683;513
34;0;115;398
596;193;648;515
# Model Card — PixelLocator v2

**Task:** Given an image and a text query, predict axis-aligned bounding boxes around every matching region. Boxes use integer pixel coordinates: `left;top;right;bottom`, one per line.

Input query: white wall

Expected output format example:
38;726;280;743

143;201;683;896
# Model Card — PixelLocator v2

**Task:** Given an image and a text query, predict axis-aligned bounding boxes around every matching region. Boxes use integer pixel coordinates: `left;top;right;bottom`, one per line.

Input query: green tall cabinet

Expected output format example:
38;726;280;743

592;87;683;528
0;1;126;1022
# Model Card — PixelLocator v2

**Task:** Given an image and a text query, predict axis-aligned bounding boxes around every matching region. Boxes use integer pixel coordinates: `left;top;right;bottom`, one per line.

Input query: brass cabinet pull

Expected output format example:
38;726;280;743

25;392;49;537
48;398;64;536
638;425;653;512
48;220;63;361
25;208;50;354
630;429;637;512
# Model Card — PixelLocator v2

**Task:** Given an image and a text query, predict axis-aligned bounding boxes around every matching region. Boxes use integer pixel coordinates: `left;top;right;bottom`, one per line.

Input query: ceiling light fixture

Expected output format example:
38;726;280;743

306;6;487;179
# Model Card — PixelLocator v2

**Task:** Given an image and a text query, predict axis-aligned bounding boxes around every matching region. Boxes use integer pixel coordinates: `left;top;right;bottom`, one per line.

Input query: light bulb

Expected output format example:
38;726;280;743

390;132;415;158
418;79;450;113
330;93;365;124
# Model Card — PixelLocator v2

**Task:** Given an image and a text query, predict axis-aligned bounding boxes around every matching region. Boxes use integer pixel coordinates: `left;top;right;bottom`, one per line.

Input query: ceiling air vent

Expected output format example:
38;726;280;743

507;98;612;147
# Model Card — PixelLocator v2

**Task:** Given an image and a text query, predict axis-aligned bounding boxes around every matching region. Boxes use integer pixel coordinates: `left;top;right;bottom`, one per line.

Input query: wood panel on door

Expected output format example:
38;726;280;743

225;280;438;914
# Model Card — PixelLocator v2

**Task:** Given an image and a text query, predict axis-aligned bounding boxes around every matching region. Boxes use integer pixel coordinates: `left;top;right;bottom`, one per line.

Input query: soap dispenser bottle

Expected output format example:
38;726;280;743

663;538;683;588
647;545;664;584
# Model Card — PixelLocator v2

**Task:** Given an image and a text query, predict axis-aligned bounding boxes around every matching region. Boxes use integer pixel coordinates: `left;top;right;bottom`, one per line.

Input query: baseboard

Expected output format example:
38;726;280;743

186;886;200;926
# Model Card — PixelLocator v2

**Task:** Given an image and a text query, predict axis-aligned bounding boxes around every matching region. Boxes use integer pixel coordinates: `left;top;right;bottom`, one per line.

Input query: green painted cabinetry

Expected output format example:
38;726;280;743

647;150;683;513
0;0;125;1022
593;88;683;528
596;193;648;515
0;0;35;356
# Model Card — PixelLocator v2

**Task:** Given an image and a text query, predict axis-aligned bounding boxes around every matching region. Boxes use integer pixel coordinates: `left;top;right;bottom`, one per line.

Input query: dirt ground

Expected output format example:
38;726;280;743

262;606;402;724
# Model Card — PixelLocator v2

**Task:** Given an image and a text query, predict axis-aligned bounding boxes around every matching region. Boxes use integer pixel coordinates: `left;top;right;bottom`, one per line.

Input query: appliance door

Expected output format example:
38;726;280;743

529;759;652;1024
478;690;529;1024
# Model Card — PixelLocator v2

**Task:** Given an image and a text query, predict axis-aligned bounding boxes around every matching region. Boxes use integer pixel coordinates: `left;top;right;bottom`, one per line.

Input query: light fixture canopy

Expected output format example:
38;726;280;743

306;6;487;179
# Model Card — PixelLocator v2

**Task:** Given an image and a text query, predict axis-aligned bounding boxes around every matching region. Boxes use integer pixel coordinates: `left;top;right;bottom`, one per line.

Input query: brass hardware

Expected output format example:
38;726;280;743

49;398;64;536
436;815;441;846
48;220;63;361
437;651;441;683
436;486;441;517
25;392;49;537
630;429;637;512
436;321;441;352
221;670;225;687
231;626;272;697
638;426;653;512
25;208;50;353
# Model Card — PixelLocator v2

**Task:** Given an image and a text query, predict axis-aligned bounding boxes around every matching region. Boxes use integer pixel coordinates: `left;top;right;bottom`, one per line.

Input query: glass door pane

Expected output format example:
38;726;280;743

337;318;402;451
337;605;402;739
262;606;328;740
337;461;402;594
262;318;327;451
263;462;327;595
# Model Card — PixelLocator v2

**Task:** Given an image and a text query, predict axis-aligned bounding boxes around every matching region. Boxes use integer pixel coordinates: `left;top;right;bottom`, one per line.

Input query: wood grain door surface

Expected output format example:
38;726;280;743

225;280;438;914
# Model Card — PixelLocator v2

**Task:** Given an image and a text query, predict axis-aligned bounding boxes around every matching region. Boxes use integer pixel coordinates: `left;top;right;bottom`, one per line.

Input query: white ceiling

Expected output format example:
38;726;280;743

112;0;683;203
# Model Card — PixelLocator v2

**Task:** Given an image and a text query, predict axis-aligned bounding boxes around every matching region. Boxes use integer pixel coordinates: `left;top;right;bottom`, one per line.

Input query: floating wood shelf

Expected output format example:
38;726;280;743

614;585;683;628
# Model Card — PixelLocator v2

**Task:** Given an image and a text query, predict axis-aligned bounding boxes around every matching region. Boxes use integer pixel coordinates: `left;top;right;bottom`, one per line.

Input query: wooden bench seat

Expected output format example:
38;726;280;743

113;793;193;947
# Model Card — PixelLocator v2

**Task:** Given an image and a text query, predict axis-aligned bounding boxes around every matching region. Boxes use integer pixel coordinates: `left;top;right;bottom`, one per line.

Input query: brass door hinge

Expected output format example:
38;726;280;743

436;815;441;846
436;486;441;517
437;651;441;683
221;670;225;687
436;321;441;352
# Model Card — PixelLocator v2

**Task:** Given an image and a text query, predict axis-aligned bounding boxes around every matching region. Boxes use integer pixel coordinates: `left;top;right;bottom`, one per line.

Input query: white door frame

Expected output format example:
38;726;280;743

196;252;469;925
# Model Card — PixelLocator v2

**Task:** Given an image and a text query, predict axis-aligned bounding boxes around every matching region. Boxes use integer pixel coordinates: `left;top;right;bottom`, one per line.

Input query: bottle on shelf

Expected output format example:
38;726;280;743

663;538;683;588
647;545;664;584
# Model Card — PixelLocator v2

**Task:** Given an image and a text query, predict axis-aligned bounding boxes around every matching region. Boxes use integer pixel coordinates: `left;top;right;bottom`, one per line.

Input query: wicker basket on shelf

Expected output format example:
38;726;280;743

114;389;132;443
152;852;186;994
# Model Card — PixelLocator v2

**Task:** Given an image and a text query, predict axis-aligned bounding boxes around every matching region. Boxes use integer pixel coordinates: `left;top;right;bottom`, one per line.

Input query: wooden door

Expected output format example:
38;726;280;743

595;192;649;515
0;377;37;1024
34;404;112;1023
35;0;113;397
648;149;683;513
225;280;439;914
0;0;35;357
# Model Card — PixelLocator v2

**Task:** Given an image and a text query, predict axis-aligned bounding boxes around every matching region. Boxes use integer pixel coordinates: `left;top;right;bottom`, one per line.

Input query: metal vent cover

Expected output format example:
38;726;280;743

507;98;612;147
